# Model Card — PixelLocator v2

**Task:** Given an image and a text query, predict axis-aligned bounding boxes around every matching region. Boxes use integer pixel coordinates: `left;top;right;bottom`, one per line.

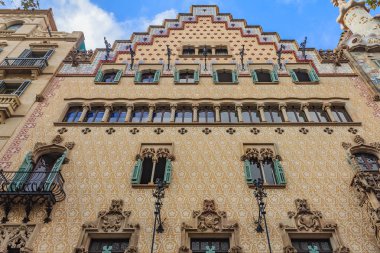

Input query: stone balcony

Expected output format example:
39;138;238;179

0;94;21;123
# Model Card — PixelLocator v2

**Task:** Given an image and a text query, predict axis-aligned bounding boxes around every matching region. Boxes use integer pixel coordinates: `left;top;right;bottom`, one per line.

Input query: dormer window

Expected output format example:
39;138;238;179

182;47;195;55
252;69;279;83
290;68;319;83
213;69;238;84
6;23;22;31
199;47;212;55
134;69;161;84
215;46;228;55
174;69;199;83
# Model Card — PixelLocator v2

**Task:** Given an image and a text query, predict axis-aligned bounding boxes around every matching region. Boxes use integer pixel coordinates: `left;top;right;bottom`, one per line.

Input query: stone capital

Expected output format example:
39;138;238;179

104;104;113;110
279;103;287;110
235;103;243;109
301;103;309;110
192;103;199;108
257;103;265;110
322;102;332;110
126;104;134;109
82;104;91;110
170;103;177;109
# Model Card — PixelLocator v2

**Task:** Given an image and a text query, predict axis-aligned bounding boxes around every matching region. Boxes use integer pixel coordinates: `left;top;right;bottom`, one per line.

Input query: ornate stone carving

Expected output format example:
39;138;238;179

63;50;94;66
64;142;75;150
0;224;39;253
141;148;155;159
74;200;139;253
318;49;348;65
354;135;365;145
52;134;63;144
280;199;349;252
241;147;276;161
179;200;241;253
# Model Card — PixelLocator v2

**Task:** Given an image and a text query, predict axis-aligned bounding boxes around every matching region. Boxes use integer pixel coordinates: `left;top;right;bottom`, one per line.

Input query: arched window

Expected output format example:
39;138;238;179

175;106;193;123
131;148;174;185
6;23;23;31
248;158;276;185
109;106;127;123
220;106;238;123
287;105;307;123
198;106;215;123
131;106;149;123
242;106;261;123
308;105;330;122
153;106;171;123
85;106;105;123
264;105;283;123
354;153;380;171
63;106;82;123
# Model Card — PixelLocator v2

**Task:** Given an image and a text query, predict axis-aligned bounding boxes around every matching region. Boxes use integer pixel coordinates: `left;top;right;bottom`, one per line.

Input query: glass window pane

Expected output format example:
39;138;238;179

264;110;272;122
271;109;283;123
250;161;262;181
94;111;104;122
251;110;260;122
296;110;307;122
109;111;120;123
207;111;215;123
230;111;238;123
141;110;149;122
131;111;142;122
263;159;276;185
287;110;298;122
220;111;230;123
309;110;319;122
162;111;171;123
198;111;206;123
86;111;95;122
118;111;127;122
317;110;329;122
153;111;163;123
175;112;183;123
183;110;192;123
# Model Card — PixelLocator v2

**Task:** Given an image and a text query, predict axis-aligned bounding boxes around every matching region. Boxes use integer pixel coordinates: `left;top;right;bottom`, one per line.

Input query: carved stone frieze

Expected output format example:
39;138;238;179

318;49;349;65
179;200;241;253
280;199;349;253
0;224;40;253
74;200;139;253
241;147;276;161
63;50;94;66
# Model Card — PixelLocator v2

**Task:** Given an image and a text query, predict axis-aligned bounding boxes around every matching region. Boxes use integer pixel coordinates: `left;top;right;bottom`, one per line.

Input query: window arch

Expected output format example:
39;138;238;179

354;153;379;172
131;147;174;185
6;23;23;31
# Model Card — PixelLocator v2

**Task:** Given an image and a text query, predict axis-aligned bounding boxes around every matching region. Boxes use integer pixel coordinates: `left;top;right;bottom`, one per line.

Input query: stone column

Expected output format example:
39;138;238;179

214;104;221;122
236;104;243;122
148;104;155;122
0;111;6;124
301;103;312;122
170;104;177;122
279;103;289;122
192;104;199;122
102;104;112;122
257;103;266;122
78;104;90;122
323;102;336;122
125;104;133;122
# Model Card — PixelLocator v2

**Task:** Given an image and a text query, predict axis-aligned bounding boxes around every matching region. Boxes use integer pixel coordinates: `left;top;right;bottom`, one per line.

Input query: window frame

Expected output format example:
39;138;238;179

263;105;284;123
286;105;308;123
241;106;261;123
0;80;31;96
220;106;238;123
331;106;352;123
109;106;127;123
131;106;149;123
153;105;171;123
85;106;105;123
63;106;83;123
198;105;215;123
308;105;330;123
175;106;193;123
353;152;380;172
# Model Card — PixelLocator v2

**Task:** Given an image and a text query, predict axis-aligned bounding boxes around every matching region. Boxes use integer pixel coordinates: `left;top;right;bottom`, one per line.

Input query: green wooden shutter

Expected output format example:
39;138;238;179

153;70;161;83
274;159;286;185
13;80;31;96
308;245;320;253
102;246;112;253
113;70;123;83
9;152;33;191
18;49;32;58
270;70;279;82
289;70;299;83
308;68;320;82
206;246;216;253
244;159;254;184
232;70;238;83
95;69;103;82
134;71;142;82
194;70;199;82
131;159;143;184
44;151;67;191
213;71;219;83
43;49;54;59
163;159;173;184
252;70;258;83
174;70;180;83
0;80;5;93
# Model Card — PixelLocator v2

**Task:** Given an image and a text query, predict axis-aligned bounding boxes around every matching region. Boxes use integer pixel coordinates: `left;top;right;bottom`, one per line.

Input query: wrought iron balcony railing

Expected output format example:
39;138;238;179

0;170;65;223
0;57;48;69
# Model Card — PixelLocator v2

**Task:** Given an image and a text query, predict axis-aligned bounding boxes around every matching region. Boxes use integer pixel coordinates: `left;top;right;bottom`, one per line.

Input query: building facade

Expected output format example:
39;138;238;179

0;3;380;253
0;9;84;151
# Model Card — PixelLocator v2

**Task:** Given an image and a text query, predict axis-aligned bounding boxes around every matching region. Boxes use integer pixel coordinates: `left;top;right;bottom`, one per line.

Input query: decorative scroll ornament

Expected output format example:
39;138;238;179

75;200;139;253
179;200;241;253
280;199;350;253
241;148;276;161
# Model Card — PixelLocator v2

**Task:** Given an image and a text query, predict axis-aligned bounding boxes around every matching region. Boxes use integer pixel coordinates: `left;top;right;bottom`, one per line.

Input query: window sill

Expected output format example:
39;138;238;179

248;184;286;189
94;81;119;85
54;121;362;127
131;183;169;189
214;82;239;85
174;82;199;85
134;82;159;85
293;81;319;85
253;81;279;85
179;54;232;58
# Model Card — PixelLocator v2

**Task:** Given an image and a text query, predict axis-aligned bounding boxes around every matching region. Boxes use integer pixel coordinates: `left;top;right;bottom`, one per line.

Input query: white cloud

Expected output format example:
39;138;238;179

37;0;177;49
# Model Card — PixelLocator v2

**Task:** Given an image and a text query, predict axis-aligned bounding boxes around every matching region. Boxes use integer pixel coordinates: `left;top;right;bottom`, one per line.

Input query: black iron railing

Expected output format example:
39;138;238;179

0;57;48;69
0;170;65;202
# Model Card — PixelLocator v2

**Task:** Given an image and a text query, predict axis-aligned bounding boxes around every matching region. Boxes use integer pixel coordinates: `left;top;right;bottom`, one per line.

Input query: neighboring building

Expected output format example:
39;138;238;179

0;3;380;253
333;0;380;101
0;9;84;151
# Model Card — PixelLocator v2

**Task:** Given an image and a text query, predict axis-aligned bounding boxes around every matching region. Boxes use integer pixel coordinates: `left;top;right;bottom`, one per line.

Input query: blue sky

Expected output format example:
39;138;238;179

2;0;379;49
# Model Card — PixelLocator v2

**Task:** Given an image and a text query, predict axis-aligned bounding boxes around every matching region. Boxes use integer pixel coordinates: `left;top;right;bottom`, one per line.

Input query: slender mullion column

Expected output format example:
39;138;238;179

78;104;90;122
